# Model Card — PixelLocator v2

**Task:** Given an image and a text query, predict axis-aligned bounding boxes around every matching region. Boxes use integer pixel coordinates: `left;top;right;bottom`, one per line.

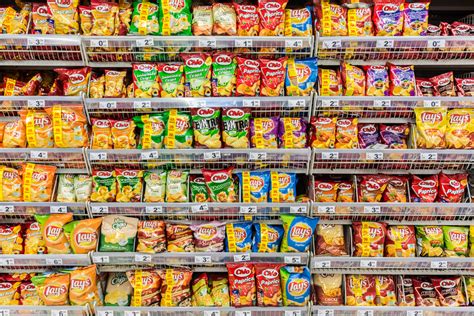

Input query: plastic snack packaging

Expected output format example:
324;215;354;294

104;272;132;306
55;67;91;96
385;225;416;257
358;175;391;202
111;119;136;149
132;63;159;98
192;6;212;36
416;225;444;257
397;276;415;306
19;109;54;148
104;70;127;97
225;222;252;252
238;171;270;203
0;166;22;202
446;109;474;149
90;1;119;36
134;114;166;149
190;176;209;203
63;218;102;254
211;52;237;97
314;180;338;203
24;221;46;254
20;282;41;305
388;64;416;96
432;276;466;307
380;124;409;148
47;0;79;34
129;1;159;35
348;7;373;36
222;108;251;148
191;273;214;306
235;57;260;97
99;215;138;252
252;223;284;253
78;6;92;35
345;275;376;306
126;269;161;306
137;220;166;253
285;7;312;36
165;170;188;203
456;78;474;96
144;171;166;202
157;267;193;306
212;3;236;35
443;226;469;257
430;72;456;96
373;0;403;36
286;58;318;96
279;117;307;149
0;277;20;305
403;2;430;36
315;274;343;306
250;117;279;149
353;221;387;257
310;117;336;149
335;118;358;149
191;222;225;252
382;176;408;203
3;119;26;148
338;181;355;202
234;3;259;36
89;74;105;98
44;106;88;148
92;119;112;149
67;265;101;306
115;169;143;203
0;224;23;254
210;275;230;307
56;174;75;202
413;277;439;306
364;65;389;96
227;263;256;307
317;2;347;36
22;163;56;202
191;108;222;149
416;78;435;96
280;214;318;252
32;273;70;305
166;223;194;252
158;0;192;36
358;124;381;149
75;175;92;203
269;172;297;203
254;263;284;306
316;224;347;256
260;57;287;96
91;170;116;202
438;172;468;203
281;266;311;306
32;3;54;34
181;53;212;97
410;174;438;203
414;107;447;149
258;0;287;36
118;1;132;35
375;275;397;306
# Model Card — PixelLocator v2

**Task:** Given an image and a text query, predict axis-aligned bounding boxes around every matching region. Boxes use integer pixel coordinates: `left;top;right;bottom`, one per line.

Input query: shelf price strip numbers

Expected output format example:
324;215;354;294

28;99;45;108
234;253;250;262
124;312;141;316
204;311;220;316
98;312;114;316
357;311;374;316
285;311;302;316
317;310;334;316
431;260;448;269
51;310;68;316
0;205;14;213
407;311;423;316
235;311;251;316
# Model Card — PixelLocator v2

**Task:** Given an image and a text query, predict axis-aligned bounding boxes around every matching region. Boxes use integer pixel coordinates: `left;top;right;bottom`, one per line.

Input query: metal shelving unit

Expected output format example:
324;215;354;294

0;254;91;273
0;202;87;217
313;306;474;316
0;306;90;316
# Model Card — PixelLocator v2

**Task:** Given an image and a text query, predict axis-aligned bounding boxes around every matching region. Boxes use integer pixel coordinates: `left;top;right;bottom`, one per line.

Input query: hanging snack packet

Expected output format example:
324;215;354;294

202;167;237;203
89;74;105;98
0;166;22;202
341;62;365;96
225;222;252;252
32;273;70;306
190;176;210;203
345;275;377;306
414;107;447;149
269;172;297;203
382;176;408;203
137;220;166;253
253;223;284;253
212;3;236;35
163;110;193;149
35;213;73;254
413;277;439;306
115;169;143;203
166;223;194;252
403;2;429;36
279;117;307;149
238;171;271;203
134;114;166;149
0;224;23;254
111;119;136;149
191;222;226;252
280;266;311;306
430;72;456;97
443;226;469;257
90;1;119;36
234;3;259;36
46;0;79;34
280;214;318;252
129;1;159;35
91;170;116;202
92;119;112;149
144;171;166;202
385;225;416;257
348;7;373;36
373;0;403;36
20;109;53;148
335;118;358;149
317;2;347;36
258;0;287;36
456;78;474;96
416;226;444;257
104;70;127;97
158;0;192;35
389;64;416;96
250;117;279;149
132;63;159;98
20;282;41;305
22;163;56;202
432;276;466;307
44;106;88;148
211;52;237;97
364;65;389;96
286;58;318;96
191;108;222;149
235;57;260;96
222;108;251;148
313;180;338;203
316;224;347;256
227;263;256;307
285;7;312;36
55;67;91;96
260;57;287;97
99;215;138;252
254;263;284;307
338;181;355;202
314;274;343;306
192;6;212;36
318;68;342;96
165;170;189;203
181;53;212;97
118;2;132;35
352;221;387;257
64;218;101;254
157;63;185;97
446;109;474;149
74;175;91;203
78;6;92;35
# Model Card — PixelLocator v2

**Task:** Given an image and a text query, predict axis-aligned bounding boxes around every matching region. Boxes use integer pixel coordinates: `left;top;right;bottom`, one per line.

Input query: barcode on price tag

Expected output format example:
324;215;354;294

427;39;446;48
99;101;117;109
364;205;381;214
136;37;154;47
90;39;108;47
30;151;48;159
288;99;305;107
195;256;212;264
318;205;335;214
93;255;110;263
249;152;267;160
46;258;63;265
240;206;257;214
321;99;339;107
420;153;438;161
199;39;216;48
51;310;68;316
322;152;339;160
373;99;391;107
50;206;67;214
314;260;331;269
366;152;383;160
98;311;114;316
234;253;250;262
28;38;45;46
322;40;341;49
91;206;109;214
285;39;303;48
360;260;377;268
376;39;394;48
290;206;307;214
145;206;163;214
90;152;107;160
141;151;159;160
204;151;221;160
0;258;14;265
135;254;152;263
285;311;301;316
133;101;151;109
243;99;260;107
235;39;252;47
191;204;208;213
28;99;45;108
318;310;334;316
423;100;441;107
431;261;448;269
284;256;301;264
0;205;14;213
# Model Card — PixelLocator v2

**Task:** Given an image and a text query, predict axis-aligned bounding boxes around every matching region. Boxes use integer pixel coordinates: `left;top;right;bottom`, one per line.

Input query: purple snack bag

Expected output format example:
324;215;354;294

380;124;409;149
250;117;279;149
278;117;307;148
389;64;416;97
364;65;390;97
190;221;226;252
403;2;430;36
358;123;382;149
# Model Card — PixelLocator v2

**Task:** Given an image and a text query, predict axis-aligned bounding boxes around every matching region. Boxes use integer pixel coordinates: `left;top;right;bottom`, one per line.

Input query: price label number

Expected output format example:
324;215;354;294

133;101;151;109
28;99;45;108
91;206;109;214
284;256;301;264
0;311;9;316
0;258;14;265
31;151;48;159
199;39;216;48
234;253;250;262
407;311;424;316
235;39;252;48
236;311;251;316
124;312;141;316
51;310;68;316
366;152;383;160
134;254;152;263
374;99;391;107
249;152;267;160
204;312;220;316
314;260;331;269
358;311;374;316
360;260;377;268
318;310;334;316
90;152;107;161
136;38;154;47
93;255;110;263
28;38;45;46
431;261;448;269
321;152;339;160
423;100;441;107
420;153;438;161
50;206;67;214
318;205;335;214
90;39;108;48
321;99;339;107
288;99;305;107
240;206;257;214
204;151;221;160
322;40;341;49
141;151;159;160
364;205;381;214
46;258;63;265
192;203;208;213
285;311;302;316
145;206;163;214
0;205;14;213
243;99;260;107
376;39;394;48
290;206;307;214
195;256;212;264
427;39;446;48
285;39;303;48
99;101;117;109
98;311;114;316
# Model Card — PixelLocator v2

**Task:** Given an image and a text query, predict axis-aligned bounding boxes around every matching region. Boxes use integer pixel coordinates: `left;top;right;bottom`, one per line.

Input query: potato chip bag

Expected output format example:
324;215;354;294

157;63;185;97
385;225;416;257
335;118;358;149
104;70;126;97
258;0;287;36
190;176;209;203
90;1;118;36
47;0;79;34
181;53;212;97
316;224;347;256
115;169;143;203
227;263;256;307
57;174;75;202
203;168;237;203
364;65;389;96
74;175;92;203
0;280;20;305
280;214;318;252
24;221;46;254
314;180;338;203
104;272;132;306
373;0;403;36
129;1;159;35
99;215;138;252
254;263;284;307
238;171;270;203
126;269;161;306
438;172;467;203
432;276;465;307
284;7;312;36
413;277;439;307
358;123;382;149
118;1;132;35
3;119;26;148
341;62;366;96
389;64;416;96
280;266;310;307
137;220;166;253
235;57;260;97
158;0;192;35
260;57;287;97
35;213;72;254
22;163;56;202
314;274;343;306
456;78;474;97
414;107;447;149
91;119;112;149
225;222;252;252
157;268;193;307
134;114;165;149
338;181;354;202
55;67;91;96
211;52;237;97
132;63;159;98
348;7;373;36
269;171;297;203
353;221;387;257
212;3;236;35
279;117;307;149
144;171;166;203
78;6;92;35
430;72;456;97
0;166;22;202
317;2;347;36
89;74;105;98
234;3;258;36
285;58;318;96
191;108;222;149
318;68;342;96
91;170;117;202
345;275;377;306
111;119;136;149
252;224;284;253
44;106;88;148
443;226;469;257
20;109;54;148
0;224;23;254
250;117;279;149
165;170;189;203
163;110;193;149
403;2;429;36
192;273;214;307
32;273;70;306
416;226;444;257
358;175;391;203
192;6;212;36
166;223;194;252
222;108;251;148
375;275;397;306
68;265;101;306
411;174;438;203
32;3;54;34
20;282;42;305
64;218;101;254
191;222;225;252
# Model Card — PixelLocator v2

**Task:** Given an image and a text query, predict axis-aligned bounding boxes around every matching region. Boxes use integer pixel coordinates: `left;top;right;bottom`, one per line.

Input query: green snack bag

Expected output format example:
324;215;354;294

165;170;189;203
132;63;159;98
104;272;133;306
202;167;237;202
158;0;192;35
163;109;193;148
470;226;474;257
134;114;166;149
91;170;117;202
443;226;469;257
130;1;159;35
144;171;167;202
222;107;251;148
99;215;138;252
212;52;237;97
416;226;444;257
190;176;210;202
157;63;185;97
181;53;212;97
191;107;222;149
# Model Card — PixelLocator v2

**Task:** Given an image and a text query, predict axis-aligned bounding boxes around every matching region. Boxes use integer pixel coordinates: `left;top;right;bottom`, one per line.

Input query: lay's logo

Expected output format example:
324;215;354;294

296;65;311;81
288;278;309;295
250;176;265;190
234;227;247;240
279;174;291;188
289;222;312;242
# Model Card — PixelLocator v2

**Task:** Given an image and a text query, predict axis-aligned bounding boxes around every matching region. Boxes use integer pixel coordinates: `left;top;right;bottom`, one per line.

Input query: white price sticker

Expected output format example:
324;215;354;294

199;39;216;48
140;150;159;160
376;39;394;48
0;258;14;266
420;152;438;161
124;312;140;316
364;205;381;214
284;256;301;264
30;151;48;159
243;99;260;107
318;310;334;316
28;99;45;108
360;260;377;268
0;205;14;213
192;204;208;213
423;100;441;107
321;99;339;107
204;151;221;160
285;39;303;48
249;152;267;160
374;99;391;107
134;254;152;263
50;206;67;214
234;253;250;262
0;311;9;316
285;311;302;316
98;311;114;316
90;39;109;48
431;261;448;269
240;206;257;214
288;99;305;107
235;39;253;48
314;260;331;269
407;311;423;316
195;256;212;264
99;101;117;109
46;258;63;265
204;311;220;316
136;37;154;47
91;206;109;214
90;152;107;161
51;310;68;316
28;38;45;46
145;206;163;214
321;152;339;160
427;39;446;48
93;255;110;263
318;205;335;214
133;101;151;109
358;311;374;316
322;40;341;49
290;206;307;214
366;152;384;160
235;311;251;316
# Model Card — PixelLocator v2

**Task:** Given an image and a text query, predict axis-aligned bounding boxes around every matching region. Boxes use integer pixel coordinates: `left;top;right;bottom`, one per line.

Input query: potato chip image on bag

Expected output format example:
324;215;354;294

310;117;336;149
364;65;389;96
341;62;366;96
157;267;193;306
316;224;347;256
254;263;284;307
317;2;347;36
192;6;212;36
105;272;132;306
100;215;138;252
47;0;79;34
115;169;143;203
111;119;136;149
56;174;75;203
166;223;194;252
64;218;101;255
238;171;270;203
315;274;343;306
319;68;342;96
280;214;318;252
181;53;212;97
403;2;429;36
285;6;312;37
227;263;256;307
443;226;469;257
345;275;376;306
285;58;318;97
385;225;416;257
32;273;70;306
137;220;166;253
68;264;101;306
91;170;116;202
212;52;237;97
191;222;225;252
130;1;159;35
20;109;53;148
164;110;193;149
281;266;311;307
104;70;126;97
35;213;73;254
252;223;284;253
144;171;166;203
222;108;250;148
234;3;259;36
413;277;439;307
258;0;287;36
20;282;41;305
166;170;189;203
432;276;466;307
279;117;307;149
225;222;252;252
190;176;210;203
373;0;403;36
92;119;112;149
269;172;297;203
353;221;387;257
260;57;287;97
416;226;444;257
335;118;358;149
415;107;447;149
212;3;236;35
348;7;373;36
0;166;22;202
24;221;46;254
375;275;397;306
158;0;192;36
389;64;416;96
191;108;222;149
0;224;23;255
22;163;56;202
132;63;159;98
91;1;119;36
126;269;161;306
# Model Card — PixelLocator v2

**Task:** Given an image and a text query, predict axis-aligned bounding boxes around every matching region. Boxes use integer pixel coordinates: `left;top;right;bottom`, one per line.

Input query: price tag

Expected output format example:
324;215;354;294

28;99;45;108
249;152;267;160
99;101;117;109
98;311;114;316
133;101;151;109
366;152;383;160
431;260;448;269
90;39;109;48
235;39;253;48
234;253;250;262
321;152;339;160
145;206;163;214
321;99;339;107
285;311;302;316
0;205;14;213
407;311;423;316
0;258;14;265
51;310;68;316
427;39;446;48
93;255;110;263
314;260;331;269
420;152;438;161
374;99;391;107
240;206;257;214
191;204;208;213
28;38;45;46
284;256;301;264
364;205;381;214
285;39;303;48
204;151;221;160
318;310;334;316
195;256;212;264
358;311;374;316
235;311;251;316
376;39;394;48
423;100;441;107
50;206;67;214
46;258;63;265
243;99;260;107
30;151;48;159
91;206;109;214
204;311;220;316
136;37;154;47
318;205;335;214
0;311;9;316
140;150;159;160
360;260;377;268
90;152;107;161
290;206;307;214
199;39;216;48
288;99;305;107
124;312;140;316
134;254;152;263
322;40;341;49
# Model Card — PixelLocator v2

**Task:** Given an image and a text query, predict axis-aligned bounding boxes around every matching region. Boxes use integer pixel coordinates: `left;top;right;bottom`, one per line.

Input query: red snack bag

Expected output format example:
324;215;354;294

416;78;435;96
410;174;438;203
352;222;387;257
382;176;408;203
227;263;256;307
413;277;439;307
259;57;287;97
235;57;260;96
313;180;338;202
432;276;466;307
317;3;347;36
373;0;404;36
455;78;474;96
345;275;377;306
375;275;397;306
397;276;415;306
437;172;468;203
234;3;259;36
385;225;416;257
254;263;284;307
358;175;391;203
430;72;456;97
449;21;472;36
31;3;54;34
258;0;288;36
54;67;91;96
347;7;373;36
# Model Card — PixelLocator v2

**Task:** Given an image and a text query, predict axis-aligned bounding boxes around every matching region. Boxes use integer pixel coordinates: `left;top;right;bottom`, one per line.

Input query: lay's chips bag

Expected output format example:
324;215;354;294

252;223;284;253
269;172;297;203
238;171;270;203
225;222;252;252
284;7;313;36
285;58;318;96
64;218;102;254
280;214;318;252
35;213;73;254
280;266;311;306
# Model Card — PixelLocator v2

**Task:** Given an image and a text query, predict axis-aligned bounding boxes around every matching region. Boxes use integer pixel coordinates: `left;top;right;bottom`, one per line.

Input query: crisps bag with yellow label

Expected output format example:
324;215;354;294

64;218;102;254
163;110;193;149
91;1;119;36
446;109;474;149
78;6;92;35
134;114;166;149
47;0;79;34
66;265;101;306
158;0;192;35
32;273;70;306
35;213;73;254
285;58;318;96
414;107;447;149
92;119;112;149
280;214;318;252
130;1;159;35
44;106;88;148
104;70;127;97
20;109;54;148
0;166;22;202
89;74;105;98
22;163;56;202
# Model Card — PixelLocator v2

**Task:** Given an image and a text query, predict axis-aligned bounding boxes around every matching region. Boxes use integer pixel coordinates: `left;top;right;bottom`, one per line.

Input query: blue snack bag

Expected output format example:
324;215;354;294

252;223;284;252
284;7;313;36
237;171;271;203
269;172;297;203
280;266;311;306
285;58;318;96
280;214;318;252
225;222;253;252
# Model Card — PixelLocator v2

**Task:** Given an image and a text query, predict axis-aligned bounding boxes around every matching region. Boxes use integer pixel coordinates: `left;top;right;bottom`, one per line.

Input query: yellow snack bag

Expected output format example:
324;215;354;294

20;110;54;148
69;265;101;306
35;213;73;254
3;119;26;148
47;0;79;34
446;109;474;149
64;218;102;254
92;119;112;149
22;163;56;202
0;166;22;202
32;273;70;306
111;119;136;149
415;107;447;149
44;106;88;148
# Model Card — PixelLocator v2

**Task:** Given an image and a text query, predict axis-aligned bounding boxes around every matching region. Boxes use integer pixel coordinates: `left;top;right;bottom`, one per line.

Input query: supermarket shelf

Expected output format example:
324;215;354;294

311;149;474;173
313;306;474;316
0;306;90;316
311;257;474;275
0;202;87;217
0;96;83;115
0;254;91;272
87;148;311;173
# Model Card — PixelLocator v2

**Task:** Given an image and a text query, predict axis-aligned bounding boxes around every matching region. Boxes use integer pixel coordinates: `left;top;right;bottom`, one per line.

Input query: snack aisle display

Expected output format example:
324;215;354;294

0;0;473;315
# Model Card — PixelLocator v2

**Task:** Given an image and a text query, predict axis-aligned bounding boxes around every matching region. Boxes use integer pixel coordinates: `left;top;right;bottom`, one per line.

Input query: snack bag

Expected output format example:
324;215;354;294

403;2;429;36
260;57;287;97
285;7;312;36
413;277;439;306
382;176;408;203
44;106;88;148
430;72;456;97
358;124;382;149
126;269;161;306
192;6;212;36
3;120;26;148
254;263;284;307
222;108;251;148
456;78;474;96
68;265;101;306
157;268;193;307
165;170;189;203
47;0;79;34
279;117;307;149
335;118;358;149
239;171;270;203
156;63;184;97
22;163;56;202
191;108;222;149
269;172;297;203
225;222;252;252
316;224;347;256
191;222;225;252
0;166;22;202
373;0;403;36
314;180;338;202
389;64;416;96
111;119;136;149
280;214;318;252
385;225;416;257
137;220;166;253
353;221;387;257
57;174;75;203
158;0;192;35
348;7;373;36
446;109;474;149
104;70;126;98
132;63;159;98
64;218;101;254
20;110;53;148
310;117;336;149
192;273;214;307
235;57;260;96
416;78;435;96
166;223;194;252
438;172;467;203
55;67;91;96
432;276;466;307
375;275;397;306
115;169;143;203
212;3;236;35
338;181;355;202
414;107;447;149
0;224;23;254
398;276;415;306
190;176;209;203
234;3;259;36
35;214;73;254
411;174;438;203
90;1;118;36
314;274;343;306
358;175;391;203
134;114;166;149
443;226;469;257
250;117;279;149
318;2;347;36
0;279;20;305
181;53;212;97
24;222;46;254
32;273;70;306
89;75;105;98
416;226;444;257
364;65;389;96
92;119;112;149
345;275;377;306
258;0;287;36
210;275;230;307
91;170;116;202
129;1;159;35
144;171;166;202
99;215;138;252
280;266;311;306
20;282;41;305
227;263;256;307
380;124;409;149
211;52;237;97
252;224;284;253
286;58;318;96
78;6;92;35
32;3;54;34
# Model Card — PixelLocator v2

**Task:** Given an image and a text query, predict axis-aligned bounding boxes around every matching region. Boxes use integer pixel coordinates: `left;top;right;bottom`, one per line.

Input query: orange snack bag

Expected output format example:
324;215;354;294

335;118;359;149
35;213;73;254
446;109;474;149
341;62;366;96
0;281;20;305
20;282;42;305
348;7;373;36
32;273;70;306
3;119;26;148
319;69;342;96
22;163;56;202
64;218;102;254
92;119;112;149
69;265;101;306
44;106;88;148
0;224;23;254
111;119;136;149
20;110;54;148
0;166;22;202
318;2;347;36
314;180;338;202
47;0;79;34
310;117;337;149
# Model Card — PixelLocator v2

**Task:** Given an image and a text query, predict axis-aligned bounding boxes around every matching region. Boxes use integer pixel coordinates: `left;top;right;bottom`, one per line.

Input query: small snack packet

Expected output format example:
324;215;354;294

358;123;382;149
318;68;342;96
411;174;438;203
115;169;143;203
364;65;389;96
352;221;387;257
192;6;212;36
285;58;318;96
156;63;185;97
202;167;237;203
136;220;166;253
403;2;430;36
0;166;23;202
432;276;466;307
22;163;56;202
132;63;159;98
438;172;468;203
269;172;297;203
20;109;53;148
55;67;91;96
456;78;474;96
416;226;444;257
35;213;73;254
413;277;439;307
91;1;119;36
181;53;212;97
279;117;307;149
212;3;236;35
104;272;132;306
68;265;101;306
254;263;284;306
310;117;336;149
235;57;260;97
335;118;358;149
389;64;416;96
227;263;256;307
158;0;192;36
57;174;76;203
63;218;102;254
44;106;88;148
225;222;253;252
92;119;112;149
281;266;311;306
443;226;469;257
99;215;138;252
373;0;403;36
89;75;105;98
316;224;347;256
258;0;287;36
414;107;447;149
314;180;338;203
358;175;390;202
3;120;26;148
234;3;259;36
163;110;193;149
104;70;127;98
430;72;456;97
166;223;194;252
31;273;70;305
416;78;435;96
191;108;222;149
375;275;397;306
191;222;226;252
0;224;23;254
348;7;373;36
385;225;416;257
280;214;318;252
238;171;271;203
129;1;159;35
250;117;279;149
318;2;347;36
111;119;136;149
91;170;116;202
47;0;79;34
446;109;474;149
222;108;251;148
252;224;284;253
284;7;313;36
211;52;237;97
259;57;287;97
134;114;166;149
144;171;166;203
190;176;210;203
165;170;189;203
